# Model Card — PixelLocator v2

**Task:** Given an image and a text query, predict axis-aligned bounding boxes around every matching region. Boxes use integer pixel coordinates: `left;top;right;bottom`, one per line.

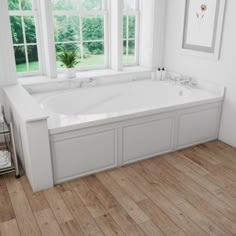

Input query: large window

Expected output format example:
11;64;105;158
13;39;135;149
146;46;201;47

52;0;107;69
8;0;41;73
8;0;140;75
123;0;139;65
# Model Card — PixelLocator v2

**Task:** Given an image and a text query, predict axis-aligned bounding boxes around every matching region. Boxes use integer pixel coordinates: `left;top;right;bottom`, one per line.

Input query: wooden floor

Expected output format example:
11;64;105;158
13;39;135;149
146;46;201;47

1;141;236;236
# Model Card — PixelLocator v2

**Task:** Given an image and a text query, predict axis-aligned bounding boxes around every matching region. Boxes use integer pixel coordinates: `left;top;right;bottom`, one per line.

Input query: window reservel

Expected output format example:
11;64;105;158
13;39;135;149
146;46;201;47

8;0;41;74
52;0;107;69
123;0;139;65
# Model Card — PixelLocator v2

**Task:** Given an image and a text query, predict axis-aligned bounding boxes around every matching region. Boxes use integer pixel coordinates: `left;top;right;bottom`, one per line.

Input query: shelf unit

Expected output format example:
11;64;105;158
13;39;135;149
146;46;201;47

0;105;20;178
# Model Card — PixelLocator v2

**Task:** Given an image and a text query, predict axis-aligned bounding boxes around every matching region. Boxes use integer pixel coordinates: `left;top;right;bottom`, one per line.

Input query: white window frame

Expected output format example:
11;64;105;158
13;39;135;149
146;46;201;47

123;0;140;66
8;0;142;78
52;0;109;72
8;0;44;77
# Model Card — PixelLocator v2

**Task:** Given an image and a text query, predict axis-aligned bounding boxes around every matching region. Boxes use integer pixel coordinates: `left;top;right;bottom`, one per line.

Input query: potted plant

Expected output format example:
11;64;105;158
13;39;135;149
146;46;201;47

58;46;80;78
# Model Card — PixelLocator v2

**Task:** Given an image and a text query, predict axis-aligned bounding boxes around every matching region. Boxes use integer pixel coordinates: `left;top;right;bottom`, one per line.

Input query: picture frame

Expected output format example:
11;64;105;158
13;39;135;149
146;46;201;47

181;0;226;60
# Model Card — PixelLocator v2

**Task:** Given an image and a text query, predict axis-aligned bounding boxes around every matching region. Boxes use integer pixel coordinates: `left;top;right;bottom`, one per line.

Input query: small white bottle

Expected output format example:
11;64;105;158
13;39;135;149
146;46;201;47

156;68;162;80
161;68;166;80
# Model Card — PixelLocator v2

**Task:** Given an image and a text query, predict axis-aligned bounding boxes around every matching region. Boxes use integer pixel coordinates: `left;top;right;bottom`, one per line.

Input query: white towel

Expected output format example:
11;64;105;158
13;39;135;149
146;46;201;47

0;114;3;124
0;160;11;169
0;150;8;157
0;155;8;164
0;151;11;168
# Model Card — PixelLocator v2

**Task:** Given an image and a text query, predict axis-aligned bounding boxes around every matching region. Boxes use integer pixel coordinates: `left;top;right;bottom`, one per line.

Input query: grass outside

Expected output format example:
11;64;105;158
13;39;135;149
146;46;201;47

57;54;105;68
16;61;39;72
16;54;136;72
123;54;135;64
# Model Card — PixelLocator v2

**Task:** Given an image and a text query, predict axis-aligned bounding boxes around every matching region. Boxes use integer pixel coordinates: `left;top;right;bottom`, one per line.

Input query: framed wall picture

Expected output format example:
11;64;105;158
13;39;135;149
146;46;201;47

181;0;226;60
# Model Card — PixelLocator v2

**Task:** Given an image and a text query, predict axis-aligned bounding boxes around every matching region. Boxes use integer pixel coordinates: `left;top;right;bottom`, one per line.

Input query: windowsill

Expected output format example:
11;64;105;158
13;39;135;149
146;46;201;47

18;66;154;86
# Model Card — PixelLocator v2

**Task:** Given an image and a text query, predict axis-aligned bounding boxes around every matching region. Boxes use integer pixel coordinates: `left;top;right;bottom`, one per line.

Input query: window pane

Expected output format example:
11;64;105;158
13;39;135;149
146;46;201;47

124;0;135;11
128;40;135;55
123;40;127;63
127;40;135;63
55;43;79;68
82;16;104;41
8;0;19;10
24;16;37;43
21;0;32;10
9;0;40;73
10;16;24;44
52;0;80;11
128;16;135;38
123;54;136;64
123;40;135;64
123;16;127;39
54;16;80;42
14;46;27;72
82;42;104;66
52;0;103;11
27;45;39;71
56;43;79;55
80;0;102;10
123;16;135;39
123;40;127;55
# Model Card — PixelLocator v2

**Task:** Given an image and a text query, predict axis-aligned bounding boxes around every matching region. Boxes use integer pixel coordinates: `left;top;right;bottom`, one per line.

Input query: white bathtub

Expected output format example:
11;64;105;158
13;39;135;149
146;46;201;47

34;80;222;133
33;80;224;184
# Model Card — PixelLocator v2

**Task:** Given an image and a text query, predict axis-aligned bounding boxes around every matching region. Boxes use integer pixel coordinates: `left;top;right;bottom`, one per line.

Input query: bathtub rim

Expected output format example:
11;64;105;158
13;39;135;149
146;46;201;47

48;97;224;135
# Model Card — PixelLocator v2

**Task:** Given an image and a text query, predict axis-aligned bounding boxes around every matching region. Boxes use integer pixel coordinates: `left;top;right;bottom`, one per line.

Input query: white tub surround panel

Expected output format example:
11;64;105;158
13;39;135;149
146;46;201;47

122;117;173;163
177;105;222;149
20;120;53;191
51;127;117;183
4;85;53;192
48;102;222;184
33;80;224;184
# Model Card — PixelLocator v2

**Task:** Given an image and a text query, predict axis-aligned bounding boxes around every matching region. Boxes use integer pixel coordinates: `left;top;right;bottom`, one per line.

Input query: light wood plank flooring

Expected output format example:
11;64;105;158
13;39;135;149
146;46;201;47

1;140;236;236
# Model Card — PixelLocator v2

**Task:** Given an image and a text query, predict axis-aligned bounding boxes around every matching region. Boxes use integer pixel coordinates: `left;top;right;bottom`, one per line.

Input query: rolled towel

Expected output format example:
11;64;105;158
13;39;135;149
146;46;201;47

0;159;11;169
0;114;3;124
0;151;11;167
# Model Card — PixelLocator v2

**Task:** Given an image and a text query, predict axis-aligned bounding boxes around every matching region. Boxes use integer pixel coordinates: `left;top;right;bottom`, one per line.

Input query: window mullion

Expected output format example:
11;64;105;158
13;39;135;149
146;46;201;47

104;11;109;67
19;0;22;10
103;0;107;10
123;0;139;66
9;11;35;16
13;43;37;46
33;0;43;74
135;11;140;64
52;10;105;16
126;15;129;62
79;16;84;60
110;0;123;71
103;0;109;67
39;0;57;77
135;0;139;10
21;15;30;71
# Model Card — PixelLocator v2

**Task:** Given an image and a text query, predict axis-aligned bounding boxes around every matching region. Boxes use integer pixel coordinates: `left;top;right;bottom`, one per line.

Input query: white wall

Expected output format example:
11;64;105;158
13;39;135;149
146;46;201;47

0;0;17;143
0;0;17;91
164;0;236;147
139;0;166;69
